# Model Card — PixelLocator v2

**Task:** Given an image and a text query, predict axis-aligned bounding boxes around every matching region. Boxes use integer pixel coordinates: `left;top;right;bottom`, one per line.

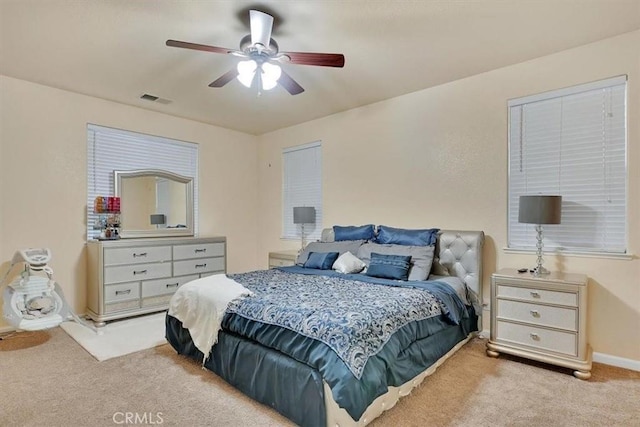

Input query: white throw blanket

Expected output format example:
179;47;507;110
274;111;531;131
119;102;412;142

168;274;253;364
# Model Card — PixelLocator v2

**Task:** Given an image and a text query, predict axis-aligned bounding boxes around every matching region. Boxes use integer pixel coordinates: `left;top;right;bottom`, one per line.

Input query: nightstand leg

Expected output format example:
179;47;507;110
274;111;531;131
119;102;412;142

486;349;499;358
573;370;591;380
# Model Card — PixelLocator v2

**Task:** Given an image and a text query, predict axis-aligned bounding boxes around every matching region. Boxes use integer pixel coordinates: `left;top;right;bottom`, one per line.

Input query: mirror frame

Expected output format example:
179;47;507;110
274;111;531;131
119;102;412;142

114;169;194;238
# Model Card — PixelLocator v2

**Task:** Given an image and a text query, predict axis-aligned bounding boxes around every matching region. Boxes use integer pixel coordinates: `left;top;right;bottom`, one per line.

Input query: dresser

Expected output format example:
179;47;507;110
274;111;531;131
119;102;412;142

268;250;298;268
486;268;591;379
87;236;226;326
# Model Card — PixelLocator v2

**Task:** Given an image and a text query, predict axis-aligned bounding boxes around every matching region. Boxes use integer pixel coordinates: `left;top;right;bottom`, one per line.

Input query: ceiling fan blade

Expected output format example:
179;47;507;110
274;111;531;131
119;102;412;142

278;69;304;95
250;10;273;48
280;51;345;68
166;39;232;55
208;69;239;88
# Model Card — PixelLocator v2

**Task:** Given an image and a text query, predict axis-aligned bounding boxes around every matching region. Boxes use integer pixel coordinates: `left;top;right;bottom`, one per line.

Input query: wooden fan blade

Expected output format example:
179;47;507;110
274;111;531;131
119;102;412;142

278;69;304;95
209;69;239;88
281;52;345;68
166;39;232;55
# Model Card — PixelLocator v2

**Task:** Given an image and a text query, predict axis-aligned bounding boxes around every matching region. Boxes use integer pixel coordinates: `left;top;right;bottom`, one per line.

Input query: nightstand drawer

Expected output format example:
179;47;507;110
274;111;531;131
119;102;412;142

497;320;577;356
497;284;577;307
269;257;295;268
497;299;577;331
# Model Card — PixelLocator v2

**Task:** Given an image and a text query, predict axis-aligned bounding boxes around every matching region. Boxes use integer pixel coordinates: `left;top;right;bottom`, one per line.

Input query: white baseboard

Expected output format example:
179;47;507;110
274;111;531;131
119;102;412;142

478;330;640;372
593;352;640;372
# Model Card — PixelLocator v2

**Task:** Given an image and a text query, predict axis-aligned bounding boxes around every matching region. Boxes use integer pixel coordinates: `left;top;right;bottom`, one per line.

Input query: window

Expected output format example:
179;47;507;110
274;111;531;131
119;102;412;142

87;124;198;240
282;141;322;240
508;76;627;254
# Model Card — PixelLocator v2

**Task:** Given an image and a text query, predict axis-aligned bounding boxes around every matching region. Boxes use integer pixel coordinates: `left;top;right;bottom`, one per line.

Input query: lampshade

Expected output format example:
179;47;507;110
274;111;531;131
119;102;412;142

293;206;316;224
518;195;562;225
150;214;166;225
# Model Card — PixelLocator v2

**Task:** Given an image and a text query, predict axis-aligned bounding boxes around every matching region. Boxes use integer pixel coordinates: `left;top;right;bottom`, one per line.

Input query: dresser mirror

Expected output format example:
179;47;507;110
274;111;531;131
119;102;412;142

114;169;194;238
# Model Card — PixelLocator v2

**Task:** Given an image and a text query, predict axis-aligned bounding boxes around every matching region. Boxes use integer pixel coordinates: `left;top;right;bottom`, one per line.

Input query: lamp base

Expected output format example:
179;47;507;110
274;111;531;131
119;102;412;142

532;265;551;276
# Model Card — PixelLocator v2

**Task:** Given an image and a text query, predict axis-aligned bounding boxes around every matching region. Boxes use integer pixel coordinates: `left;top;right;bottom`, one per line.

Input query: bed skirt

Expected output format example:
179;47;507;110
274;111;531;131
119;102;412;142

165;313;477;426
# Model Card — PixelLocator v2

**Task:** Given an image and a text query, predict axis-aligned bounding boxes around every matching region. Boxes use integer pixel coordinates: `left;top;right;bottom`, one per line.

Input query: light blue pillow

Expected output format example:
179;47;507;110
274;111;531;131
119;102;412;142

303;251;340;270
333;224;376;241
375;225;439;246
365;252;411;281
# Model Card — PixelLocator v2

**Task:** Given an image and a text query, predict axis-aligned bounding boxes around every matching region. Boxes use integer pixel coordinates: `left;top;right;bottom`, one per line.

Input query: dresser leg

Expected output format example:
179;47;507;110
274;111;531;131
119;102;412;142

573;370;591;380
94;320;106;328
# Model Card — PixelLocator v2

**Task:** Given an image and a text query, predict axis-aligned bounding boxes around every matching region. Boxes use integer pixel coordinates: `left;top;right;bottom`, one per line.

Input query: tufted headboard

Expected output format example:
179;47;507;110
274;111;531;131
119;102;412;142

320;228;485;306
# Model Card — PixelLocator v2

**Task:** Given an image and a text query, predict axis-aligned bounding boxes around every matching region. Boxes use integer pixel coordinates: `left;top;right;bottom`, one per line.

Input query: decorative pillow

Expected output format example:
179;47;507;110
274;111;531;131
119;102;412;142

357;243;435;281
375;225;440;246
333;224;376;241
365;253;412;281
303;252;339;270
332;251;366;274
296;240;366;265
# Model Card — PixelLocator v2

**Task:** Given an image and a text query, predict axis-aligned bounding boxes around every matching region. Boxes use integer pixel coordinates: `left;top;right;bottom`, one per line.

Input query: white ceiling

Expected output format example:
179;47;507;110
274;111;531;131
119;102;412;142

1;1;639;135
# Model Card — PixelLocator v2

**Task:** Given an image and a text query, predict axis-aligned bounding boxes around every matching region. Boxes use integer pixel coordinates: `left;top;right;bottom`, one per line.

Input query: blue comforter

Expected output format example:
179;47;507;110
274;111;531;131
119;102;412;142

222;266;473;420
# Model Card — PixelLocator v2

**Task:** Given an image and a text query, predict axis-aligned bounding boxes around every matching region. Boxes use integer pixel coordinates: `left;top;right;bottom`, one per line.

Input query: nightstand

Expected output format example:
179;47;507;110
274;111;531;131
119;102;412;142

268;250;298;268
486;268;592;379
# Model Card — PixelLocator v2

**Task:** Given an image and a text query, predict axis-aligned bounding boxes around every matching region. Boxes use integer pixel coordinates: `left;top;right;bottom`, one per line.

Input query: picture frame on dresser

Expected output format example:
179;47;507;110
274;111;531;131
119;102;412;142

486;268;592;379
86;236;226;326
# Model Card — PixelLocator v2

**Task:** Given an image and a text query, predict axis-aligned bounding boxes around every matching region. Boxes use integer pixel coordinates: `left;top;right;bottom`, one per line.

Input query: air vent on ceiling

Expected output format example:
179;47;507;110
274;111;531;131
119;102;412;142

140;93;172;105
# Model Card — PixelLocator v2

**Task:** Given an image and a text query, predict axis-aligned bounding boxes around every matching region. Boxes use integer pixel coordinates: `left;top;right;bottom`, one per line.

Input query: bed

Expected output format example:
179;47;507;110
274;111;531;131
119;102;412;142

165;228;484;426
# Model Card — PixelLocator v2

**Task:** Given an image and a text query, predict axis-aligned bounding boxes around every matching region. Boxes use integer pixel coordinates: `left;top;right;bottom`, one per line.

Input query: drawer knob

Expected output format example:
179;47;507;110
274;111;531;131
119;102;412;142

115;289;131;295
195;248;207;253
529;332;540;341
195;263;207;268
530;310;540;317
530;291;541;298
133;252;147;258
166;283;179;288
133;269;147;275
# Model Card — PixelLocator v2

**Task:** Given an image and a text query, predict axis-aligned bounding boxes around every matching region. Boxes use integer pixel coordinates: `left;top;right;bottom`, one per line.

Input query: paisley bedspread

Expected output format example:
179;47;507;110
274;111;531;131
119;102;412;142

227;268;452;379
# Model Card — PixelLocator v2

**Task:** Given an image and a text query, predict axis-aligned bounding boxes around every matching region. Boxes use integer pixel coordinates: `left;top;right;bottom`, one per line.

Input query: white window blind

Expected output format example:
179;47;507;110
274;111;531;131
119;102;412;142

282;141;322;240
87;124;199;240
508;76;627;253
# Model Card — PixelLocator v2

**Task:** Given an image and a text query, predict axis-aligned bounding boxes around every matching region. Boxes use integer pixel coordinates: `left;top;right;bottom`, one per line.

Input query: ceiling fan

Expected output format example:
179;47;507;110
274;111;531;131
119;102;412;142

166;10;345;95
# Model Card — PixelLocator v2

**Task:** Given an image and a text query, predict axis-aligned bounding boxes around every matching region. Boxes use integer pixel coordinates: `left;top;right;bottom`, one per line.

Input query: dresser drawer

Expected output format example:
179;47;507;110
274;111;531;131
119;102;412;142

173;243;225;261
496;284;577;307
173;257;225;277
105;281;140;303
496;320;577;357
142;275;198;298
497;299;577;331
104;262;172;284
104;246;171;266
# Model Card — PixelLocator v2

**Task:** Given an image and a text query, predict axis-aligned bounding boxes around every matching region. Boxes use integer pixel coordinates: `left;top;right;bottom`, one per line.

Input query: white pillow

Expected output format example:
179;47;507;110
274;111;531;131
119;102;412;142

333;251;366;274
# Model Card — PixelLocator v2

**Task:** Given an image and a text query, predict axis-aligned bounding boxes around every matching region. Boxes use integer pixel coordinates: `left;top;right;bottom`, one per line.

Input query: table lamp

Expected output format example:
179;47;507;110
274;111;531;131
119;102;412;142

518;195;562;276
293;206;316;250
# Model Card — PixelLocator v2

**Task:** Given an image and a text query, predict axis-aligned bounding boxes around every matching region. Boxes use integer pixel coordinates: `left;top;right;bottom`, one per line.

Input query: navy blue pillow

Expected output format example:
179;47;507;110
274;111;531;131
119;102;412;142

303;251;340;270
375;225;440;246
333;224;376;241
365;252;412;281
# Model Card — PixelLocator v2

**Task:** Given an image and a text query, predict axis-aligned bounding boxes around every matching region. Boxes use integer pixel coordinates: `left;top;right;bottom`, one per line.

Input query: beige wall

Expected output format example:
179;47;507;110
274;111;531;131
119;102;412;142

0;76;259;327
257;31;640;362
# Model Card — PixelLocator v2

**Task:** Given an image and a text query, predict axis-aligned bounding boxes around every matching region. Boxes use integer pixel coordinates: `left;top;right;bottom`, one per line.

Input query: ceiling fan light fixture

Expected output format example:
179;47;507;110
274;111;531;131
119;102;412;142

261;62;282;90
237;60;257;88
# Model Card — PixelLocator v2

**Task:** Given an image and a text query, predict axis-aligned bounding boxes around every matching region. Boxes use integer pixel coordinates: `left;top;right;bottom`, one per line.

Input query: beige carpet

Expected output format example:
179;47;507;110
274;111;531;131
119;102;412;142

1;327;639;427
